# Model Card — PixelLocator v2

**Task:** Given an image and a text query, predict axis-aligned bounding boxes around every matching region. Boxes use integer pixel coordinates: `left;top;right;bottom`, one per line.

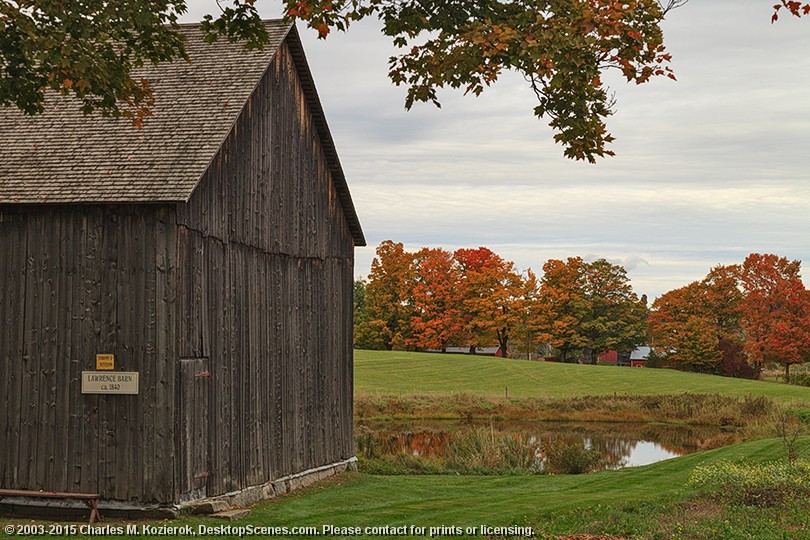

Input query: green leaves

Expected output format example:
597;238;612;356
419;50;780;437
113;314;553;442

1;0;191;123
200;1;268;50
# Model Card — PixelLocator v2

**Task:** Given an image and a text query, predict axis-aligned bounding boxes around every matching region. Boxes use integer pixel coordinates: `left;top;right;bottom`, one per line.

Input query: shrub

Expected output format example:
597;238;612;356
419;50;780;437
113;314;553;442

688;460;810;507
541;439;603;474
788;373;810;387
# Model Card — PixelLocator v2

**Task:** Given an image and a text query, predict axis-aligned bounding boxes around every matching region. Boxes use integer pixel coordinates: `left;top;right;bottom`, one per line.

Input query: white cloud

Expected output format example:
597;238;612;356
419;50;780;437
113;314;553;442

182;0;810;300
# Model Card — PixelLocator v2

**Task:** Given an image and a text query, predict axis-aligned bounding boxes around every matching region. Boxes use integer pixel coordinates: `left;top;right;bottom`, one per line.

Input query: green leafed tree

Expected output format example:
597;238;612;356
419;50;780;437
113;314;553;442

580;259;648;364
534;257;646;363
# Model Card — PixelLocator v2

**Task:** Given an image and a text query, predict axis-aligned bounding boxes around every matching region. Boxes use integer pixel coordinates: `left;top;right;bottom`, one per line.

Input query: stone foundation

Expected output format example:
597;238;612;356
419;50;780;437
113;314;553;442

183;457;358;512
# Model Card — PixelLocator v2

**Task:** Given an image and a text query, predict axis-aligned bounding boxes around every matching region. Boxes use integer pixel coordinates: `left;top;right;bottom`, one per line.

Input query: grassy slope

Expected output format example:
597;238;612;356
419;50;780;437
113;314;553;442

355;349;810;404
243;437;809;531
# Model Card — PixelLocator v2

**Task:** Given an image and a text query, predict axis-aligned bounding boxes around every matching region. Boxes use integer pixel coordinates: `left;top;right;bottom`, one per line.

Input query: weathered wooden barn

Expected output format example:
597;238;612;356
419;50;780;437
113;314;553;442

0;21;364;513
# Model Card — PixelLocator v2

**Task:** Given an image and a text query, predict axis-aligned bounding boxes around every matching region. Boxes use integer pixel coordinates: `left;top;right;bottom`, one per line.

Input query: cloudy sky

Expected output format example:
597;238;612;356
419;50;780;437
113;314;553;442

184;1;810;300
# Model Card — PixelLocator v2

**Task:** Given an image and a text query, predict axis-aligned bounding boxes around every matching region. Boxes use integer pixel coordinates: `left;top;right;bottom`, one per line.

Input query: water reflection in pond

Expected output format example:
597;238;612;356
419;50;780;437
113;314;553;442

355;420;742;471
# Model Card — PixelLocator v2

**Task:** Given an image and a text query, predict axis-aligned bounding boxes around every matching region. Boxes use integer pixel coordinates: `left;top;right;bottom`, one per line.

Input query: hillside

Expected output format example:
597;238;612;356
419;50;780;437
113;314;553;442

354;349;810;404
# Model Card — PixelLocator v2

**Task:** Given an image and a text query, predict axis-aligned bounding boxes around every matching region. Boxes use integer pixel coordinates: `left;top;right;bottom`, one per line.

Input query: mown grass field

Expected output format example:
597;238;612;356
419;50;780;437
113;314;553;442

228;437;810;538
2;438;808;539
355;349;810;404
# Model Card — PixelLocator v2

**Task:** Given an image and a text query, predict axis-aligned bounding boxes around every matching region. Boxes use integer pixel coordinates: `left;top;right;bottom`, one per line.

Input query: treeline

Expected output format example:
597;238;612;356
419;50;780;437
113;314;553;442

354;242;810;381
648;253;810;381
353;241;648;363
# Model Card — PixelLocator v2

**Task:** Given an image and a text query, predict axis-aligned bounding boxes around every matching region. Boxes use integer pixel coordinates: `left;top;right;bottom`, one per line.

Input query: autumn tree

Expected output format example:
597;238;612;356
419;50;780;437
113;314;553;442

511;269;542;359
2;0;687;160
648;282;723;372
455;247;524;356
534;257;590;363
408;247;465;352
647;264;745;374
534;257;646;363
285;0;685;162
361;240;416;350
739;253;810;383
772;1;810;22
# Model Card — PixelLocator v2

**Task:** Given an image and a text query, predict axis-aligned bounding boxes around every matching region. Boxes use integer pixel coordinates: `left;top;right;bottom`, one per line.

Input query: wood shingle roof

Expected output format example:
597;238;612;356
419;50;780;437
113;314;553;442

0;20;365;246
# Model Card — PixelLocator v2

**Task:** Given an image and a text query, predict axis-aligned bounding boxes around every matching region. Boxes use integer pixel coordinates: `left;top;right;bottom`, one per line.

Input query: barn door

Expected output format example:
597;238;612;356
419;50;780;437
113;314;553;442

179;358;210;502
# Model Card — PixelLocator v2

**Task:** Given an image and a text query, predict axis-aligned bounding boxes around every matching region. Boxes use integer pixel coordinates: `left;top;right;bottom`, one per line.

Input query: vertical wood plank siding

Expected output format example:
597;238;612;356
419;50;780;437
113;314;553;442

175;41;355;499
0;35;355;506
0;205;178;502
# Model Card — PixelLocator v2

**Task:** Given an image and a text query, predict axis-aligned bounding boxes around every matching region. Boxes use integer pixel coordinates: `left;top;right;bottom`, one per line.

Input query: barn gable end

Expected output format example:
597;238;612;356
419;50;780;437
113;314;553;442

0;20;361;513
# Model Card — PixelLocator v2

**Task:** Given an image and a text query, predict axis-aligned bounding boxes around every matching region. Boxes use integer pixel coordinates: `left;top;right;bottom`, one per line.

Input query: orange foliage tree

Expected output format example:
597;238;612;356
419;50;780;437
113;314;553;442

739;253;810;382
648;265;746;374
361;240;416;350
648;282;725;372
534;257;590;363
408;247;465;352
454;247;524;356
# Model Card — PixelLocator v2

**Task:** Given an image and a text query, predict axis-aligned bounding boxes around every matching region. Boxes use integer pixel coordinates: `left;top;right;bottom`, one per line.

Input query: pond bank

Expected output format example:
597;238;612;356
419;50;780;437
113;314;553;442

355;392;779;430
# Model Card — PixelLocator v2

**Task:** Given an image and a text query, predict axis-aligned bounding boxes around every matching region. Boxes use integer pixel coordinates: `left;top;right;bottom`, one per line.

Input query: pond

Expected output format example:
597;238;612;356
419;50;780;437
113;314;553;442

356;420;742;471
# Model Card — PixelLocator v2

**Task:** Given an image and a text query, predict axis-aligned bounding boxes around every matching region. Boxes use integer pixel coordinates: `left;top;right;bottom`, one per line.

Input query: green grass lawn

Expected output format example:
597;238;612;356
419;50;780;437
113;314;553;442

3;438;807;539
251;437;792;526
188;436;809;539
355;349;810;404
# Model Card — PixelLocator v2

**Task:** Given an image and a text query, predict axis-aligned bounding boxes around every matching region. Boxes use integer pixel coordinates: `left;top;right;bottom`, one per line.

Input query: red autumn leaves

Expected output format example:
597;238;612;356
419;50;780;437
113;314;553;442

648;253;810;379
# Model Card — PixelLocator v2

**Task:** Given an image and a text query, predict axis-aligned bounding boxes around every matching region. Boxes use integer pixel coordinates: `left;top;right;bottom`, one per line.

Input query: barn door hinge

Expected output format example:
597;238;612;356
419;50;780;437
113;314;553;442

195;372;211;378
194;471;210;480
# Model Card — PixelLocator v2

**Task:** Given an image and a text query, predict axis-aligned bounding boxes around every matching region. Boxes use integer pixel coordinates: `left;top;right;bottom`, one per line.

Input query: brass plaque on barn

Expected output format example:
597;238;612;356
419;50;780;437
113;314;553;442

81;371;139;395
95;354;115;370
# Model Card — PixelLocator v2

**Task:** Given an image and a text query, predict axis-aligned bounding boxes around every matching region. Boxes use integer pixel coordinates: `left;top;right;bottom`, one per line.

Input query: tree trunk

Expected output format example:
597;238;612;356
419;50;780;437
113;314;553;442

469;345;476;355
497;329;509;358
785;363;791;384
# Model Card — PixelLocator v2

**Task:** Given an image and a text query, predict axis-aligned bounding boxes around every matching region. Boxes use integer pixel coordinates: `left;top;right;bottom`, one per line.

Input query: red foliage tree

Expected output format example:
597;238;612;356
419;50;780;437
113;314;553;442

739;253;810;382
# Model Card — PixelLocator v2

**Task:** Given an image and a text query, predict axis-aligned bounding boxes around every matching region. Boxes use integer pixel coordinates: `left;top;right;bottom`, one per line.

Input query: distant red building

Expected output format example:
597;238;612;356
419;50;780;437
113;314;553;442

598;347;650;367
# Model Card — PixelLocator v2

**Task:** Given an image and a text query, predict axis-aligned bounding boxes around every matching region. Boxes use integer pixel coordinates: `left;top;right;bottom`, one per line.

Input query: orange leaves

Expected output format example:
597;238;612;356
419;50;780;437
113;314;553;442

408;248;465;351
315;23;330;37
283;0;679;162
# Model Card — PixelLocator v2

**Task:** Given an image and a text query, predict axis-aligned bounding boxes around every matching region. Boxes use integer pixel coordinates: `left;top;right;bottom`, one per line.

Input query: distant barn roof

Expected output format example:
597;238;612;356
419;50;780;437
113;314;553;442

0;20;364;246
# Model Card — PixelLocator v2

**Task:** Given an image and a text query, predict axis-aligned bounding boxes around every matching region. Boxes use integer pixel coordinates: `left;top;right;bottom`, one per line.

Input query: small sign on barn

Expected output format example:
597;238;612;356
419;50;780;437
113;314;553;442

81;371;139;395
95;354;115;370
